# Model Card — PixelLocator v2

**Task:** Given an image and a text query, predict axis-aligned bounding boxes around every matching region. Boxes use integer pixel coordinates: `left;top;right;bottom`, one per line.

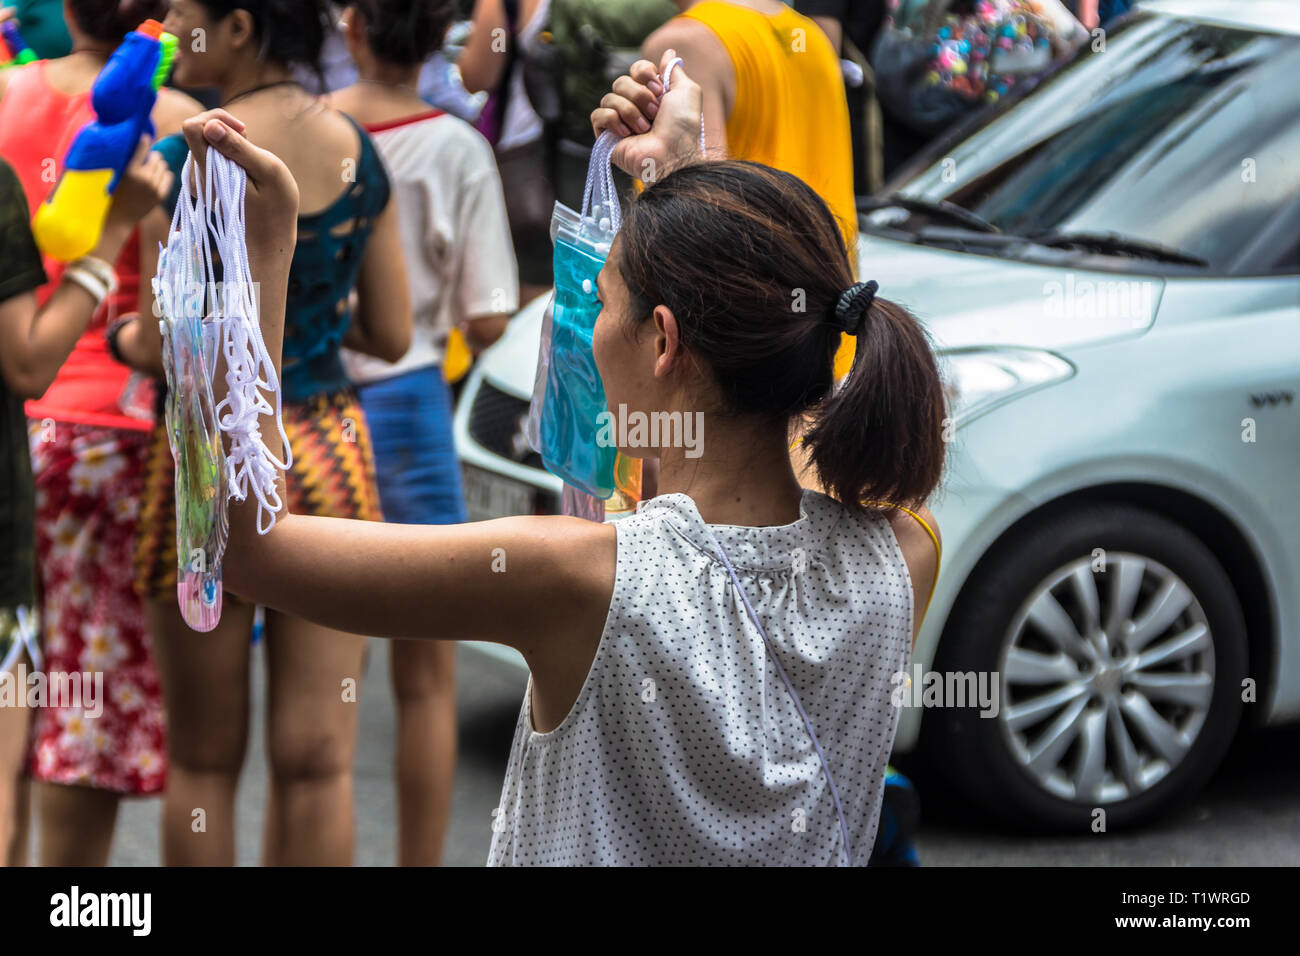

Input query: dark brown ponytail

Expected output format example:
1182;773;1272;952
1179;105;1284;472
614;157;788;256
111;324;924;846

619;160;946;513
802;296;947;511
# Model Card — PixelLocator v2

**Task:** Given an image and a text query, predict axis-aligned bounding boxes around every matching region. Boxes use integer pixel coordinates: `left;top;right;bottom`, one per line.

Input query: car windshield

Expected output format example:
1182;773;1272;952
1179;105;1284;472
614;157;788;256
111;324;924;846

883;11;1300;273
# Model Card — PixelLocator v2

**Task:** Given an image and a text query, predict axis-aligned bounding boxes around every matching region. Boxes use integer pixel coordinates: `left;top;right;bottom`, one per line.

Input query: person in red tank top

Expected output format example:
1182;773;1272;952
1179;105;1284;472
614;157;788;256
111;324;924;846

0;0;200;866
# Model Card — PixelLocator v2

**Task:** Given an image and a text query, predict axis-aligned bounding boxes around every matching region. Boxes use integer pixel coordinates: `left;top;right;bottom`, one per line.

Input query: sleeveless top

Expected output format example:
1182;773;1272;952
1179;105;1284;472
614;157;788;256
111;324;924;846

680;1;859;378
154;111;391;403
487;489;914;866
0;60;150;431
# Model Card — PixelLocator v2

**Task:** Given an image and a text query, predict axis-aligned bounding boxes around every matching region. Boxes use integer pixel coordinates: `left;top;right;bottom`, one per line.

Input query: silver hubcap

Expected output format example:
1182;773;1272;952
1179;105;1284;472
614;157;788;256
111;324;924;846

999;553;1214;804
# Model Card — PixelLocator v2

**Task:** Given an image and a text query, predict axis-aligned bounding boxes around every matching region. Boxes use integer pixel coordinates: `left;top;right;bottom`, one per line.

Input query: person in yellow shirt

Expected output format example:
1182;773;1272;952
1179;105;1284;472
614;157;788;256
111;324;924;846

641;0;858;378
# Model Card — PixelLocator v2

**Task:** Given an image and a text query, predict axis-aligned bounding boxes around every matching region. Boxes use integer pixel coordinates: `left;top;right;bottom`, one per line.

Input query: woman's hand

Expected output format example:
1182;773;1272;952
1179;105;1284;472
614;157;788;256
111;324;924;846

591;49;704;180
178;109;299;268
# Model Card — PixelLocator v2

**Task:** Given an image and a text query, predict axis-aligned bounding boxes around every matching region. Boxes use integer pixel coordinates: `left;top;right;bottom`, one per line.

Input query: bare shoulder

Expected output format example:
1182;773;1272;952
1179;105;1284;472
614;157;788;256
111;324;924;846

322;86;358;118
153;87;204;137
888;505;941;629
642;15;731;67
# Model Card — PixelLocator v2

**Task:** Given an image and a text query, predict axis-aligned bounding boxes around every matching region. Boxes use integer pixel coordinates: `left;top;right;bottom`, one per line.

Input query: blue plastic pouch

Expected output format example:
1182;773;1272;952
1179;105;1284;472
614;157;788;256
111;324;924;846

525;132;622;499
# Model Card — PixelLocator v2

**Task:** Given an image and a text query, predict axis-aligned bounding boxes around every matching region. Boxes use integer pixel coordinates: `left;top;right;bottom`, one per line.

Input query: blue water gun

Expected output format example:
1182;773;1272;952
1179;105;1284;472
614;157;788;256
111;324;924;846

31;19;177;262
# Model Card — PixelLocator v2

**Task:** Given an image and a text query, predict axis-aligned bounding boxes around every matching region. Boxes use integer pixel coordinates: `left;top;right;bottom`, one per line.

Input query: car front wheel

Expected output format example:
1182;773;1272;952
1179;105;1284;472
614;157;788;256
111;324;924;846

922;503;1249;831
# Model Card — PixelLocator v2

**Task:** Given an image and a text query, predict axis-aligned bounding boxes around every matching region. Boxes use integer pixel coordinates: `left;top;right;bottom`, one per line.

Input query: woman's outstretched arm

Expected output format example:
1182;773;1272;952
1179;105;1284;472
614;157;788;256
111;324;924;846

177;110;615;656
224;510;615;653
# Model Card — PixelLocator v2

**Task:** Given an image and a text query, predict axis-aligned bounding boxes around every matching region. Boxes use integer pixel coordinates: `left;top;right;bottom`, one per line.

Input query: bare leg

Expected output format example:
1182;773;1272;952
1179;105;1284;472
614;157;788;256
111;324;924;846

390;638;457;866
35;782;120;865
8;778;28;867
262;611;366;866
149;597;254;866
0;658;30;867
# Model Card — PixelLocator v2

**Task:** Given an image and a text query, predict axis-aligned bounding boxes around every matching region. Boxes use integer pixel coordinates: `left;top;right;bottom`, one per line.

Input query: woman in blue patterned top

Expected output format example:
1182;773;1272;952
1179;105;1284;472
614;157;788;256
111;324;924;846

110;0;413;866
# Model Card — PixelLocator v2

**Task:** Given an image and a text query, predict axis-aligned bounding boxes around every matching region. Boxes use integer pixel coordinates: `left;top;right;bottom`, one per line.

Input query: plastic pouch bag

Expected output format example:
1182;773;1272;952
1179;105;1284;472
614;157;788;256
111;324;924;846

155;148;290;633
525;131;622;499
157;241;227;632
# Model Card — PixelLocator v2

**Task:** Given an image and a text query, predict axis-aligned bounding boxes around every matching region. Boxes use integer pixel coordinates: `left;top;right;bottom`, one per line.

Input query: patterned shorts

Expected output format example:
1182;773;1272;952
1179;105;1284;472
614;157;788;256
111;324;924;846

27;422;165;794
134;387;384;599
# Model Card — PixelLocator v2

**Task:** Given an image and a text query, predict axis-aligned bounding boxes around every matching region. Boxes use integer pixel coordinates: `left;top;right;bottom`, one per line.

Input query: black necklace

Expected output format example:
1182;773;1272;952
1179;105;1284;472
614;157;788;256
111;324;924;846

221;79;303;108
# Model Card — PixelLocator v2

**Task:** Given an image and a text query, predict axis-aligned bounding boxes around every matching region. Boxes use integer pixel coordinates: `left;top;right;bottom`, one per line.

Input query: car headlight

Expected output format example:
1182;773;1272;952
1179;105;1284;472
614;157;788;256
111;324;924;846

940;347;1075;428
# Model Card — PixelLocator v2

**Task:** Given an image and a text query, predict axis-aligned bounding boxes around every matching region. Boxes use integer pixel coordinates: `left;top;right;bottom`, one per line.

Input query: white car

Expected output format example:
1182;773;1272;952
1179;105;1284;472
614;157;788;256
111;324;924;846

455;0;1300;829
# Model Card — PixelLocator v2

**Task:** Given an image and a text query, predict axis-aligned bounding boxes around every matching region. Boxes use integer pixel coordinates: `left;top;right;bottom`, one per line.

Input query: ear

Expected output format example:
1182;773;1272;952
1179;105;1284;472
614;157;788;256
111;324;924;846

227;8;257;52
651;304;681;379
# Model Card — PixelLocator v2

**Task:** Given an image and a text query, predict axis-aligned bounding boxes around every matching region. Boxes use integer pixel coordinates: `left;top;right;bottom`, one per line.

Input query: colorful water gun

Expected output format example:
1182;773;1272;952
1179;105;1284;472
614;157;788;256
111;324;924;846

0;20;37;68
31;19;177;262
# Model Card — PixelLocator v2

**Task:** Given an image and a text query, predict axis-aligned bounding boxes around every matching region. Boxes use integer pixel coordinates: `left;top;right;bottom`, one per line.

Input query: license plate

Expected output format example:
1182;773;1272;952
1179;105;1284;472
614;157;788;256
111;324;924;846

462;464;537;520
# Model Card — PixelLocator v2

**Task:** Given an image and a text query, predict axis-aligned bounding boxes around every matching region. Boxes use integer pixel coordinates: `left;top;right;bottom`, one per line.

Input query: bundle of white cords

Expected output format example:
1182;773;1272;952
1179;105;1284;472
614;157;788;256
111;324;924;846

156;147;291;536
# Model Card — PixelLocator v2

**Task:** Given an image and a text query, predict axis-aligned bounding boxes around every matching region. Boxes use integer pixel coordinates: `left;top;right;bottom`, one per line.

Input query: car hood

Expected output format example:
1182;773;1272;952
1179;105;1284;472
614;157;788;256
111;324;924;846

481;239;1165;400
858;234;1165;352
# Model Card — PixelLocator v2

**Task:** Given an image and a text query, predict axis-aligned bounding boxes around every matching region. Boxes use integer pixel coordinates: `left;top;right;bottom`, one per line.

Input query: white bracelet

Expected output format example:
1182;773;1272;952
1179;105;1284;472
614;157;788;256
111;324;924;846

70;255;119;294
63;266;109;307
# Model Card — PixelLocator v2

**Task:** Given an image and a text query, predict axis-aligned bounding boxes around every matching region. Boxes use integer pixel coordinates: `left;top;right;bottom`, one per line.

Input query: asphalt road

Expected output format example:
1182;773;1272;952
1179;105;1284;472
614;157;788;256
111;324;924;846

21;639;1298;866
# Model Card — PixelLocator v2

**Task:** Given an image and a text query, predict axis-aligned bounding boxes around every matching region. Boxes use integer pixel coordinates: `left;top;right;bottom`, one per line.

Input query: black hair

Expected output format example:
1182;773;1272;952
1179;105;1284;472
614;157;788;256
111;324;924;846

68;0;171;44
351;0;455;67
618;160;947;512
194;0;333;73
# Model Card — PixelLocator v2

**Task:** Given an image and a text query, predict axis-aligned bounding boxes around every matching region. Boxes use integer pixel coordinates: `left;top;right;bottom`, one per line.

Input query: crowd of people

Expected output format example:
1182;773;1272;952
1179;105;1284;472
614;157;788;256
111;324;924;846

0;0;1105;866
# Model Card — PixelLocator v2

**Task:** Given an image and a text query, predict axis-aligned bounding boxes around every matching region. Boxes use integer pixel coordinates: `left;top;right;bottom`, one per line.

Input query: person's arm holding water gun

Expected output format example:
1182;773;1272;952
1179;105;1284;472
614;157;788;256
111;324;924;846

0;141;172;398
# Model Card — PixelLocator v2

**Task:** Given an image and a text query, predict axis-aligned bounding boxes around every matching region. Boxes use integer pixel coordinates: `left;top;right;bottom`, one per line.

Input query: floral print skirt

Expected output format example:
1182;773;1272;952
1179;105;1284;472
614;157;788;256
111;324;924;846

26;421;165;794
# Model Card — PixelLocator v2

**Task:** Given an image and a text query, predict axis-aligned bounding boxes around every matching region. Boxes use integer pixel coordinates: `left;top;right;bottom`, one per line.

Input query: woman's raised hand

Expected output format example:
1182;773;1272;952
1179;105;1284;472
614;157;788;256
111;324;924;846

591;49;704;181
179;109;299;267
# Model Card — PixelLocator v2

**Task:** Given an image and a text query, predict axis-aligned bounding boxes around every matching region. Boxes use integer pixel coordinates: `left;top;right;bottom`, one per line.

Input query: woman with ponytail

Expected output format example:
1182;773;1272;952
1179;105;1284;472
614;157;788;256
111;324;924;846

177;47;944;865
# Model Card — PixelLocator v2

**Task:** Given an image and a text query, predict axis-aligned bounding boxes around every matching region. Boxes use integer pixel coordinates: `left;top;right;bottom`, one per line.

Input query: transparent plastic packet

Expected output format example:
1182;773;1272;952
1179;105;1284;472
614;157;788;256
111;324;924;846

153;147;289;633
156;242;227;632
524;132;622;500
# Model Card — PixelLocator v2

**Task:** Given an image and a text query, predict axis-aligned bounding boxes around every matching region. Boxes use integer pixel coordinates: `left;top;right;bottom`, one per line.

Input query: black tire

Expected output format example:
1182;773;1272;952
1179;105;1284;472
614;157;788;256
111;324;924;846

920;503;1249;832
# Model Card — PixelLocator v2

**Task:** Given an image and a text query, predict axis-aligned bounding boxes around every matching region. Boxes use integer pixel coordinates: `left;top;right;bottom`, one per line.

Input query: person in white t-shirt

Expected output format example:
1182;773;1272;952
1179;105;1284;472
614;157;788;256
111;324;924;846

329;0;519;867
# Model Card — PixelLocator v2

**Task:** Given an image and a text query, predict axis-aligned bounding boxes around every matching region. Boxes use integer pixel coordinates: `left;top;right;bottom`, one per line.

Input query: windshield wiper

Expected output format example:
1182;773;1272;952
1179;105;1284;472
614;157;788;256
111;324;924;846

858;195;1000;234
1027;230;1208;266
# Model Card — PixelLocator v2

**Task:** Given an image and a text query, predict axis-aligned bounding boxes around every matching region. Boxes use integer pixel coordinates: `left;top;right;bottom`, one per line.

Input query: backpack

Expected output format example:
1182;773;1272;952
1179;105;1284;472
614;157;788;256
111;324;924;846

520;0;678;204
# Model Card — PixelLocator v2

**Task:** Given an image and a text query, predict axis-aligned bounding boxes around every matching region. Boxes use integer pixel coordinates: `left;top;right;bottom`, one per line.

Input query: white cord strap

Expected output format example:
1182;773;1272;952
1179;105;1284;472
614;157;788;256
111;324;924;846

157;147;291;536
582;131;622;234
580;58;708;235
